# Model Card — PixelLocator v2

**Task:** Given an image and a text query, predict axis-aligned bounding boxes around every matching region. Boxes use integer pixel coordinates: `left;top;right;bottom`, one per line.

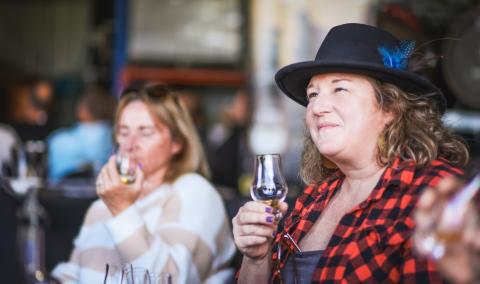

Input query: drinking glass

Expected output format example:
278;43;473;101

415;173;480;259
103;263;127;284
153;273;172;284
124;268;172;284
115;147;138;185
124;267;150;284
5;143;43;195
250;154;288;213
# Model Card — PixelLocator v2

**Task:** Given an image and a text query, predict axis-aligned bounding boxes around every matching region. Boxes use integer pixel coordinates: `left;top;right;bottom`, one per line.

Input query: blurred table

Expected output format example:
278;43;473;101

0;178;98;281
39;183;97;271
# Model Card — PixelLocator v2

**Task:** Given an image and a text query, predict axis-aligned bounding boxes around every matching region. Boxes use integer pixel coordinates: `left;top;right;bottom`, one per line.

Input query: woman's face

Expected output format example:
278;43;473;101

116;101;181;177
305;73;392;164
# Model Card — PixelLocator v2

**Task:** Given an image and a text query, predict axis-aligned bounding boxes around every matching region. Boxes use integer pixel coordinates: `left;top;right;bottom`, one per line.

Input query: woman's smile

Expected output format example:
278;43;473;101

317;122;339;131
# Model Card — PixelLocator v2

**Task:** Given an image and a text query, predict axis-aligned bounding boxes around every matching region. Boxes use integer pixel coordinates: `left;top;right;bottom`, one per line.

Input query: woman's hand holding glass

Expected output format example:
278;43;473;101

232;154;289;260
250;154;288;217
116;149;138;184
96;152;144;216
232;201;288;260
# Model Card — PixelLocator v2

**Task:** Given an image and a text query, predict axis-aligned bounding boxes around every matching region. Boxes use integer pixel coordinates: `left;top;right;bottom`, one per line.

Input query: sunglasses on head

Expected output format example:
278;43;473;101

120;83;183;108
121;83;169;98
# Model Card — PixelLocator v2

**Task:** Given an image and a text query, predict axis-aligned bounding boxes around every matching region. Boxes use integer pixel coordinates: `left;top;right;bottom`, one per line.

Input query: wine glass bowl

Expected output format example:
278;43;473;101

250;154;288;209
115;149;137;185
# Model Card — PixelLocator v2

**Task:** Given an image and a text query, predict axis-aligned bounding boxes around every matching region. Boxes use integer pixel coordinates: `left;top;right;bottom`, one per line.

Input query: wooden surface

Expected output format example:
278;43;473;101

121;66;247;87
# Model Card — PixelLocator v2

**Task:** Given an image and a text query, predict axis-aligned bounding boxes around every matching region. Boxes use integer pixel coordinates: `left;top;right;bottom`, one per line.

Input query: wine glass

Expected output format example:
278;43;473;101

103;263;127;284
115;147;138;185
250;154;288;213
124;267;150;284
124;267;172;284
153;273;173;284
415;173;480;259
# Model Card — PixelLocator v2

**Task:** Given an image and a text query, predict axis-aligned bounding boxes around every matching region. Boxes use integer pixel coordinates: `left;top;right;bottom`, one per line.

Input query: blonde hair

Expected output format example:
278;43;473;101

300;79;469;184
114;84;210;182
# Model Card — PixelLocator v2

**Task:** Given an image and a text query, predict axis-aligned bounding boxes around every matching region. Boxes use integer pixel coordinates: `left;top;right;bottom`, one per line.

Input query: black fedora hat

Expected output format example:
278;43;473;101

275;23;446;112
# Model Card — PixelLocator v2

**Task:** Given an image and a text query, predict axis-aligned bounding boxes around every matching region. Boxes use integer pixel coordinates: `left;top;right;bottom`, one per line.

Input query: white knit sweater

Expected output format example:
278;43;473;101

52;173;236;284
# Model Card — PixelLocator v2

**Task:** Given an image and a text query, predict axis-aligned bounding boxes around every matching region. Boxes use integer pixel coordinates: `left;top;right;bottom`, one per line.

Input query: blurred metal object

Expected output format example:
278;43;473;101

5;141;46;195
0;124;20;172
443;109;480;133
18;187;49;284
442;6;480;109
25;140;47;179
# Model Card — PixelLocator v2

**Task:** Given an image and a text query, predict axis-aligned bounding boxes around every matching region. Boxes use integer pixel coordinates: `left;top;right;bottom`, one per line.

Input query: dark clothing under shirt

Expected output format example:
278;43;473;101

280;250;323;284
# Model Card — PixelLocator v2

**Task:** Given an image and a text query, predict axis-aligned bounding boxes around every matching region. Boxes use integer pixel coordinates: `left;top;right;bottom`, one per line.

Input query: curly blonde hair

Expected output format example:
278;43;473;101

300;79;469;184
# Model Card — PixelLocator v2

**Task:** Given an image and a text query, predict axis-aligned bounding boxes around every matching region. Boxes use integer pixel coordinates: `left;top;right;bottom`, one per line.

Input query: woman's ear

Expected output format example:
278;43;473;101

171;139;183;156
383;111;395;126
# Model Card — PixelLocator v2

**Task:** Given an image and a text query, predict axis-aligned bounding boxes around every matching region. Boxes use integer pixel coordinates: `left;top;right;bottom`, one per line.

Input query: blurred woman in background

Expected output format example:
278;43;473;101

52;83;236;284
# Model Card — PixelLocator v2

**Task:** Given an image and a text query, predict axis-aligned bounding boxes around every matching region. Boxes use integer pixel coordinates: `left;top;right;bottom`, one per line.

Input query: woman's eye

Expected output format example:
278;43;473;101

141;130;154;137
307;92;318;100
118;131;129;137
334;87;347;93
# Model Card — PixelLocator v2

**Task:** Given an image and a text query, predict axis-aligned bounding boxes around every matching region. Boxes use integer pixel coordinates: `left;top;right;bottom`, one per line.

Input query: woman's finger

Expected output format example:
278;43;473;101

238;235;269;248
133;164;144;188
105;156;119;183
468;228;480;250
239;224;275;238
278;201;289;214
436;176;463;195
96;167;109;195
235;210;276;226
417;187;437;210
241;201;278;214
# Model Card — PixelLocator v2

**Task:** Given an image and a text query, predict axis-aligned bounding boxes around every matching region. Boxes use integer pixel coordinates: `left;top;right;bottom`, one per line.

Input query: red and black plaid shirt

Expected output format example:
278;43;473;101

271;157;463;283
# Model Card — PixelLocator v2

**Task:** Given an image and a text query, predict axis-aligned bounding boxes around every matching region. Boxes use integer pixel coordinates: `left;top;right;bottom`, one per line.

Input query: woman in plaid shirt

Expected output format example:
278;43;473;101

232;23;469;283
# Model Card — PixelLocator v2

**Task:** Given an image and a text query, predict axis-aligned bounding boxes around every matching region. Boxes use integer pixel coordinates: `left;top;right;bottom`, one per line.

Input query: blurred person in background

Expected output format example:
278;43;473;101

47;88;116;183
206;90;251;193
415;173;480;284
51;83;235;284
232;23;469;283
9;77;55;142
176;90;208;142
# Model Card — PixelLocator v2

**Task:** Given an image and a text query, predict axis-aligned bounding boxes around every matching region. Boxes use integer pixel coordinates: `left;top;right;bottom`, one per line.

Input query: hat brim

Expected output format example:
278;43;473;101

275;60;446;113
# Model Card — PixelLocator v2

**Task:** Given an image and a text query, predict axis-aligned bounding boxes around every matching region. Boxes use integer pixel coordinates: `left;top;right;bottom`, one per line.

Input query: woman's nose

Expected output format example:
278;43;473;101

309;95;332;115
124;135;138;152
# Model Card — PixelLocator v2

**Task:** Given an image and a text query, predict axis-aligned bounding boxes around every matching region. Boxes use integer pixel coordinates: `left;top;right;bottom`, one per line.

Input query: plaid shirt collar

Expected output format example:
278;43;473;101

285;157;413;243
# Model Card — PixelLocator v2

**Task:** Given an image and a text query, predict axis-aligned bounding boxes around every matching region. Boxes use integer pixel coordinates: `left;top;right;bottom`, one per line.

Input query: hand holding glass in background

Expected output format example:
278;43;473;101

414;173;480;284
415;173;480;258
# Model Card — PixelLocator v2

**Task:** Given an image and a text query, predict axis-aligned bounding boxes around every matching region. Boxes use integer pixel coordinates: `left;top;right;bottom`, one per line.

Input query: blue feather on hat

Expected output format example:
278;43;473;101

378;40;415;70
